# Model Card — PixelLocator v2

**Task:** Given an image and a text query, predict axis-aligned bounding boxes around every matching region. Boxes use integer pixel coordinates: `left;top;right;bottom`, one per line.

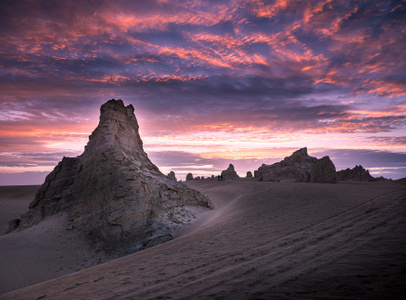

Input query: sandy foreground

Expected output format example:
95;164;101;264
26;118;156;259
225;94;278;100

1;180;406;299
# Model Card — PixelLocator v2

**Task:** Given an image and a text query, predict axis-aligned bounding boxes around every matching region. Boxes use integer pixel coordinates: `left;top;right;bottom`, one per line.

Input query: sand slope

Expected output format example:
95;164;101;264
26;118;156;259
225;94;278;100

0;186;108;294
0;186;39;234
1;180;406;299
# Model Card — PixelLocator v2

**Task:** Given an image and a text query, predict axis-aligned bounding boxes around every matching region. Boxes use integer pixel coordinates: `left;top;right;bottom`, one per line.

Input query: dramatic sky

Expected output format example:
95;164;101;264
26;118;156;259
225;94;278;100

1;0;406;184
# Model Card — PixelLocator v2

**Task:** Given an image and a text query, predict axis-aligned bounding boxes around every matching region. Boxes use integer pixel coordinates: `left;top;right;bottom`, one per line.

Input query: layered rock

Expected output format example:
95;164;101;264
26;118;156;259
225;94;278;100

336;165;375;181
221;164;240;180
11;99;212;255
255;148;337;183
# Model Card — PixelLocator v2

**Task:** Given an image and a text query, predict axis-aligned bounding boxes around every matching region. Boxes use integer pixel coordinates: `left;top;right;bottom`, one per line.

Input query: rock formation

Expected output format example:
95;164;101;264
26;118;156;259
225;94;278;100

221;164;240;180
336;165;375;181
186;173;194;181
10;99;212;255
255;148;317;181
246;171;253;178
255;148;337;183
309;156;337;183
167;171;177;181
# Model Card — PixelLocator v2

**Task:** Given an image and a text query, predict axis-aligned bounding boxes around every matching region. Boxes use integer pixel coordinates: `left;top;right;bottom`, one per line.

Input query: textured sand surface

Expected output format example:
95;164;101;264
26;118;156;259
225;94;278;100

0;186;107;294
0;186;39;234
1;180;406;299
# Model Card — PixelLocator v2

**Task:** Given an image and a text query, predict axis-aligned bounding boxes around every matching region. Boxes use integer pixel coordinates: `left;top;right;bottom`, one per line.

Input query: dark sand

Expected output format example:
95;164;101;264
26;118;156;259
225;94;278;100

1;180;405;299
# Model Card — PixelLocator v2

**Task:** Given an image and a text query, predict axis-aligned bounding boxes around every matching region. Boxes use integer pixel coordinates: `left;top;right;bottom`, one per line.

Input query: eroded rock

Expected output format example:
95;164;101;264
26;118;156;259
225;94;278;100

12;99;212;255
167;171;177;181
255;148;337;183
221;164;240;180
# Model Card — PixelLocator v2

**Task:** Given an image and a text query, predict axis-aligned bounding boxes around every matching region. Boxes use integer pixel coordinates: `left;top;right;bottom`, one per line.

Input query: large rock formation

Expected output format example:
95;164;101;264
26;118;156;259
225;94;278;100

11;99;212;255
255;148;337;183
221;164;240;180
336;165;375;181
186;173;194;181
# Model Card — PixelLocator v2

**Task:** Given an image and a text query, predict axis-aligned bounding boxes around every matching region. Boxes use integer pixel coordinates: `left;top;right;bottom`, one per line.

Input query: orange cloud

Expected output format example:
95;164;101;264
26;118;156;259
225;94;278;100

365;80;406;97
248;0;290;19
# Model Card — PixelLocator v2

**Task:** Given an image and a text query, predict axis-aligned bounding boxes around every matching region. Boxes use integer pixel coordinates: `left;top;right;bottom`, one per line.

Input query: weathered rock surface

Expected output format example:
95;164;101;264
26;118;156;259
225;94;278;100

310;156;337;183
167;171;177;181
255;148;337;183
221;164;240;180
186;173;194;181
336;165;375;181
255;148;317;181
246;171;253;178
11;99;212;255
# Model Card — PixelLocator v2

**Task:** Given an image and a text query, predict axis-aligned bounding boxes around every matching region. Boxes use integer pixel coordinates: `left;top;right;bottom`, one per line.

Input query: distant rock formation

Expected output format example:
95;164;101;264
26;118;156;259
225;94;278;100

167;171;177;181
255;148;337;183
310;156;337;183
10;99;212;255
186;173;194;181
337;165;375;181
221;164;240;180
255;148;317;181
246;171;253;178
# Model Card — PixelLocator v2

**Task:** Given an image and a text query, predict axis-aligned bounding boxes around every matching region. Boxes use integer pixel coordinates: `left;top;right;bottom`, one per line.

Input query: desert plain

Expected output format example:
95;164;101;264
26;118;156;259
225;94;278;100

0;179;405;299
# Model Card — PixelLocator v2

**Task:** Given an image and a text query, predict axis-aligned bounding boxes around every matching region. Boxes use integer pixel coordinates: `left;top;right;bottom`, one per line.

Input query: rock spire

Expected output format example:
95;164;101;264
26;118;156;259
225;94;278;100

221;164;240;180
11;99;212;255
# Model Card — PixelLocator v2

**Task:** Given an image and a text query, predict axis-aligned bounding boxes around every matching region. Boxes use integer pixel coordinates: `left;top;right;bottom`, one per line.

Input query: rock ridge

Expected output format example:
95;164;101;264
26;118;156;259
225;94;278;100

337;165;377;181
254;147;337;183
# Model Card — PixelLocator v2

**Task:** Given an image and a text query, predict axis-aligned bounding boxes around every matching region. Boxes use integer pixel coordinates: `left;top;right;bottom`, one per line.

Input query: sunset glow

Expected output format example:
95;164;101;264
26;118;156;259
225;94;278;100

0;0;405;184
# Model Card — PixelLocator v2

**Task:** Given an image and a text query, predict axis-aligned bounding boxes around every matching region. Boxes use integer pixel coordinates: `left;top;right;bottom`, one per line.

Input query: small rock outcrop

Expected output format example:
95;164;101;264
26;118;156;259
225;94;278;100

336;165;375;181
167;171;177;181
10;99;212;255
186;173;194;181
221;164;240;180
255;148;337;183
246;171;253;178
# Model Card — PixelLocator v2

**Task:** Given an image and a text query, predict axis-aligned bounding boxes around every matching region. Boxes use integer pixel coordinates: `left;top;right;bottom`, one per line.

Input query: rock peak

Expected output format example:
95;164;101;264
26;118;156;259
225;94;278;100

11;99;212;256
221;163;239;180
86;99;143;156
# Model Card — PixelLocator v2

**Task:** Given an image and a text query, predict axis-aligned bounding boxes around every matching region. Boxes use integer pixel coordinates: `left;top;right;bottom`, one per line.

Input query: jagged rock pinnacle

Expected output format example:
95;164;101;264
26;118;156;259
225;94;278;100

11;99;212;255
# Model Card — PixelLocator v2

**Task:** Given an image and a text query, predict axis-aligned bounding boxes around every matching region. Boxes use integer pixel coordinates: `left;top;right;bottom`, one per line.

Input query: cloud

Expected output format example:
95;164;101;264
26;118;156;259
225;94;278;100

0;171;49;186
0;0;405;183
314;148;406;169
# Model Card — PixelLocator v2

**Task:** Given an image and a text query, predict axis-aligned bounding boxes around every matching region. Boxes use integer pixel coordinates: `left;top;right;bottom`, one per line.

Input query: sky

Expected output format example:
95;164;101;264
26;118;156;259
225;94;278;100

0;0;405;185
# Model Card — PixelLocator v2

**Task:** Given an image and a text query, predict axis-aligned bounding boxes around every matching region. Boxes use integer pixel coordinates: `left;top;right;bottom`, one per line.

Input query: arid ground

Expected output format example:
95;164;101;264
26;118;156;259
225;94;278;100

1;180;405;299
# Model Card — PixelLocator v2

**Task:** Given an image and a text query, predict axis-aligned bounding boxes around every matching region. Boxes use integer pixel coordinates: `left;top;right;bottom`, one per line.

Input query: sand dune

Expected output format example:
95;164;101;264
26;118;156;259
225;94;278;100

1;180;406;299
